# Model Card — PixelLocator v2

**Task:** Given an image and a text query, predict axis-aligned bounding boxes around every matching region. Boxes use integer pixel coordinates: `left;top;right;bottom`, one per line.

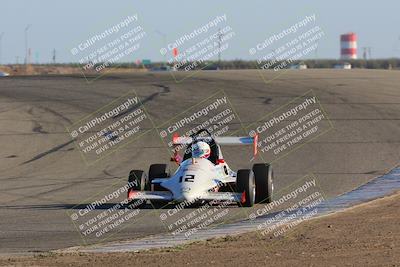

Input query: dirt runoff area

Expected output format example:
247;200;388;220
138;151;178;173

1;192;399;267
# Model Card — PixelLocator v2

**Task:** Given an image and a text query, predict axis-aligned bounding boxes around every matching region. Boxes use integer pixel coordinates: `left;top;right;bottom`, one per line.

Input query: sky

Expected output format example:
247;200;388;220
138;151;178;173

0;0;399;64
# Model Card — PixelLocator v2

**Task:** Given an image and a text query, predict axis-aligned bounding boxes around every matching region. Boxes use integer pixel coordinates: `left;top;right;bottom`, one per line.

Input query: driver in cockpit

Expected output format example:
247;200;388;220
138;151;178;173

191;141;211;160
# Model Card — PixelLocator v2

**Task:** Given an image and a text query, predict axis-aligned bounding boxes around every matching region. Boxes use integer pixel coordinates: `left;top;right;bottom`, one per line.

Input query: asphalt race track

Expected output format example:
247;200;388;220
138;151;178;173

1;69;399;253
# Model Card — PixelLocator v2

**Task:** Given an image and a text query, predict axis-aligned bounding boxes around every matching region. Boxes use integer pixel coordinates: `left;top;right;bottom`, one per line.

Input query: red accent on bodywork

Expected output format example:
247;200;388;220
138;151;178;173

173;47;179;57
172;132;179;144
240;191;246;203
171;132;182;165
202;150;211;159
127;189;136;200
216;159;225;164
253;133;258;158
172;153;183;165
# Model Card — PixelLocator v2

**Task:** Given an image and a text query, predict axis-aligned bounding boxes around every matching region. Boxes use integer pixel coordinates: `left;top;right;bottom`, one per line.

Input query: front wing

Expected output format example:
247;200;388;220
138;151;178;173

128;191;242;202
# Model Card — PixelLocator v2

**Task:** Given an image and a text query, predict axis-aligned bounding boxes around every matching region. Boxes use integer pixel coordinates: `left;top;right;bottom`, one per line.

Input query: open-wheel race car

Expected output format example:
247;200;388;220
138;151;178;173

127;129;273;207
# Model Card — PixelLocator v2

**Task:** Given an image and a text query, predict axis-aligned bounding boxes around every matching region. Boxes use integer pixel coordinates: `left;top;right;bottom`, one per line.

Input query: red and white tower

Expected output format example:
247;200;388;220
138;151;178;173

340;33;357;59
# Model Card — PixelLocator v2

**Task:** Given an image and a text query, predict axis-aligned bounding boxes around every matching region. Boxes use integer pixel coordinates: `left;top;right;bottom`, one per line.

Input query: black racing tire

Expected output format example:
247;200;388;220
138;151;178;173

128;170;147;190
253;163;274;203
148;164;170;208
127;170;147;208
148;164;169;191
236;169;256;207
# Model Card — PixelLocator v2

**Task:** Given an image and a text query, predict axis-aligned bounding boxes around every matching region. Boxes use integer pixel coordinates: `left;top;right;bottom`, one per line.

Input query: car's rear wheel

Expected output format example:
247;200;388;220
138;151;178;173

253;163;273;203
148;164;170;208
236;169;255;207
127;170;147;208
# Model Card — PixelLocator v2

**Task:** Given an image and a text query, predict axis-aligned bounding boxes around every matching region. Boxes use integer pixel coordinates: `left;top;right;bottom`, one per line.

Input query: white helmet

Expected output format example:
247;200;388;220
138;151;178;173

192;141;211;159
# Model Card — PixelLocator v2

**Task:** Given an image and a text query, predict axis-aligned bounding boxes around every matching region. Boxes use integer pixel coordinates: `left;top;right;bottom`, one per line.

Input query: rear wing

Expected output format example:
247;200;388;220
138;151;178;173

172;133;258;158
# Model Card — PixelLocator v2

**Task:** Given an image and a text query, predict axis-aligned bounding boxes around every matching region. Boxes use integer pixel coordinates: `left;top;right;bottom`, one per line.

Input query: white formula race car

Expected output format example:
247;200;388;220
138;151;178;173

127;129;273;207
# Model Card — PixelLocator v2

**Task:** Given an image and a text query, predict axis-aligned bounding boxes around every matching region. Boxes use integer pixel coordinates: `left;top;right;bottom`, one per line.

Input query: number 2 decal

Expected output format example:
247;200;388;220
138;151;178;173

179;174;195;182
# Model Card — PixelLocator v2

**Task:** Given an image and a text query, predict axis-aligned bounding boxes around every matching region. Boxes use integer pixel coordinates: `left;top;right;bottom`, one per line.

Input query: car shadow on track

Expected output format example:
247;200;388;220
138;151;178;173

0;203;203;210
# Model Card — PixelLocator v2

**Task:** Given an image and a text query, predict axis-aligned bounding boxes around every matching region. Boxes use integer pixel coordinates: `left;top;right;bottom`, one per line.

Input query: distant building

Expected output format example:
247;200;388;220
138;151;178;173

334;62;352;69
290;63;308;70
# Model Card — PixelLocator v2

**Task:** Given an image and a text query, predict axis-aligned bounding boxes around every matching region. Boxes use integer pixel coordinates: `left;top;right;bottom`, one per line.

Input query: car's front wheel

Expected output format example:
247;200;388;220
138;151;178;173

148;164;170;208
127;169;147;208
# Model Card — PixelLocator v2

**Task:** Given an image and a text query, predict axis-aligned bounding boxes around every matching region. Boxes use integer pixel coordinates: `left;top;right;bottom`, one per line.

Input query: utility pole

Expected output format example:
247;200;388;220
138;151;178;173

52;49;56;64
0;32;4;65
362;47;372;60
314;45;318;67
217;28;223;69
24;24;31;65
362;47;367;60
